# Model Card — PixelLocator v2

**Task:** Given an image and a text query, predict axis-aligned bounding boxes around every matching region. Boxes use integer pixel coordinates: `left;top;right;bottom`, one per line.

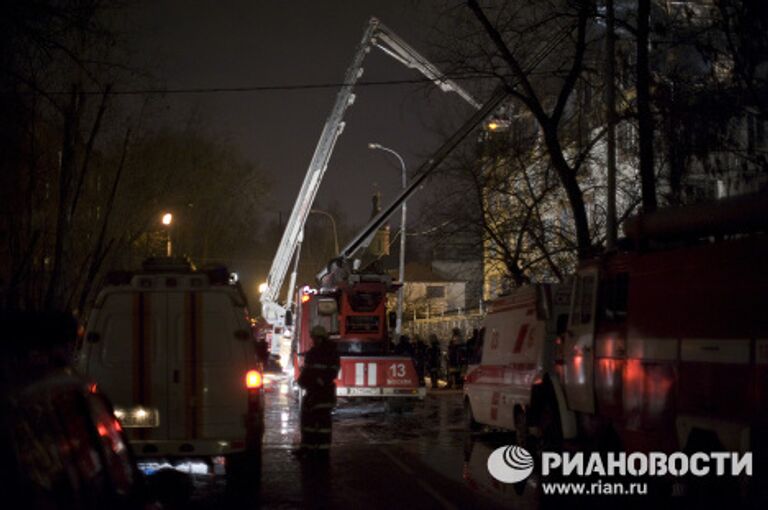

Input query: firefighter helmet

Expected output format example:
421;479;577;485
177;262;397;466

310;325;329;340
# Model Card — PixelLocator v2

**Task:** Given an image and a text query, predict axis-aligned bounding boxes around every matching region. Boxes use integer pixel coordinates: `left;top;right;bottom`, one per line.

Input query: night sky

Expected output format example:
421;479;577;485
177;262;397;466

126;0;475;228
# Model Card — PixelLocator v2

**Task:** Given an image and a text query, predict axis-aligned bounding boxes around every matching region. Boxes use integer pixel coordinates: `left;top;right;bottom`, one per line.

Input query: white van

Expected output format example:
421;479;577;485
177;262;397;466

77;258;263;485
464;283;576;442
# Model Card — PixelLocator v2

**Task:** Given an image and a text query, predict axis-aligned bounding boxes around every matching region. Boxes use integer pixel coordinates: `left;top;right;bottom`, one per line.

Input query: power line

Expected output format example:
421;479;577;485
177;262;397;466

25;75;496;97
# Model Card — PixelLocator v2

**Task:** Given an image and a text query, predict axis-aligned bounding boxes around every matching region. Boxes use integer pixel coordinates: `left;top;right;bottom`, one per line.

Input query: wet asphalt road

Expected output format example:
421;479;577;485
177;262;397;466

179;375;533;509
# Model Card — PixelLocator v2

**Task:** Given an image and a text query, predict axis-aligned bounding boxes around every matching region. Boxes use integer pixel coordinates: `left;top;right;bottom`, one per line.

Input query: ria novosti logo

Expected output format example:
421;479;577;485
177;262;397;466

487;446;753;484
487;445;535;483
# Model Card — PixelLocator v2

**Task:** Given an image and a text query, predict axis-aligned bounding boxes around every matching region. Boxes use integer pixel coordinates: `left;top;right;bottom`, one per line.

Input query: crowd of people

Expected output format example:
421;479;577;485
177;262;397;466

391;327;481;389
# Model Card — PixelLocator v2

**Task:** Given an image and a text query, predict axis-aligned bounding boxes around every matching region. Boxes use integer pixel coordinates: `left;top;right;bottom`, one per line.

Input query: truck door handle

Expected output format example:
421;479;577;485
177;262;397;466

173;370;180;383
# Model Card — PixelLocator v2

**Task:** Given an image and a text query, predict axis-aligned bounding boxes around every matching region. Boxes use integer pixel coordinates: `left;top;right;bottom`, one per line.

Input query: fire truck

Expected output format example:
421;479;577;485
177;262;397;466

503;192;768;467
257;16;481;357
255;16;510;403
293;265;425;403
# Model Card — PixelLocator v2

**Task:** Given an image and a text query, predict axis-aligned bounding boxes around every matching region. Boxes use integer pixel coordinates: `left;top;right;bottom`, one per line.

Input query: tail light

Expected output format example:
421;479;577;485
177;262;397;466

245;369;263;389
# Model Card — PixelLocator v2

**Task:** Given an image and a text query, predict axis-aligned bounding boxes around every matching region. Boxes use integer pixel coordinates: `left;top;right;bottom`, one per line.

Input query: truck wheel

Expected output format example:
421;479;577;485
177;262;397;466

514;407;531;450
540;396;562;449
148;467;193;508
464;398;481;433
681;429;735;506
226;450;262;497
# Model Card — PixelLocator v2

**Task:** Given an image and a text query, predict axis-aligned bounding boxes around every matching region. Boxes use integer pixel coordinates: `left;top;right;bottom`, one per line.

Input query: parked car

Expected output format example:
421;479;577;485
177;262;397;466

76;257;264;488
1;311;156;509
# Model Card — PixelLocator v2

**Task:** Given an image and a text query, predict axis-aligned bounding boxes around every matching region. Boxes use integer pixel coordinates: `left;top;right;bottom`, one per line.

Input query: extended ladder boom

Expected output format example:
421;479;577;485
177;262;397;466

373;22;481;109
260;19;377;327
261;16;481;327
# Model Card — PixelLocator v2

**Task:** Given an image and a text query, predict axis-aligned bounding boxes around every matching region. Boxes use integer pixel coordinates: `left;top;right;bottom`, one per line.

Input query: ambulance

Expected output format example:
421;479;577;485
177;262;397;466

464;282;574;439
77;258;264;485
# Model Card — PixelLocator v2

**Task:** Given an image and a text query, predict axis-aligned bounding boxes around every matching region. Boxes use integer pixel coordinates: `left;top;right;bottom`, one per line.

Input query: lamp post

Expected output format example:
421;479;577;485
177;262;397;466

368;142;407;336
161;212;173;257
310;209;340;254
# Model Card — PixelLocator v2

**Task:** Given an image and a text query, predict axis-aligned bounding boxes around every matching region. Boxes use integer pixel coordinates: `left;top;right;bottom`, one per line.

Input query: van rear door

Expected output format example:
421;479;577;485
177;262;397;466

200;290;251;439
85;290;170;440
167;289;250;440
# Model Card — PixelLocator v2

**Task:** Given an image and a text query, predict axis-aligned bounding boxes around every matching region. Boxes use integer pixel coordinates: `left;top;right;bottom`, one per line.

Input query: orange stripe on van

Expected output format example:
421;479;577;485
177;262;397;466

133;292;151;440
184;292;203;439
194;293;203;438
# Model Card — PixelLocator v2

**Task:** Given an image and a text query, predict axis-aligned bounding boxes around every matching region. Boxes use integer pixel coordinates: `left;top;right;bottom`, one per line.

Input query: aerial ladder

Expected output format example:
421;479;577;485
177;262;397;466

259;17;480;351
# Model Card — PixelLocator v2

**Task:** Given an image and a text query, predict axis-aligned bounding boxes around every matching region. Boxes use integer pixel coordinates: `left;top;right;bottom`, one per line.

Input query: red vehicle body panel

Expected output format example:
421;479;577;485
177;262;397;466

574;234;768;452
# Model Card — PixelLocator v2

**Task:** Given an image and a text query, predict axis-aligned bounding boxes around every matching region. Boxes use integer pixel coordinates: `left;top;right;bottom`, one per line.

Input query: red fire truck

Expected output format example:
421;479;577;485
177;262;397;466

292;266;425;406
512;192;768;466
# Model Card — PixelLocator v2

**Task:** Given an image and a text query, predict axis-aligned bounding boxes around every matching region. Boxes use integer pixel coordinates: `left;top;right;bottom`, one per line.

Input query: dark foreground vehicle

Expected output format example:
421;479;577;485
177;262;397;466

0;312;156;509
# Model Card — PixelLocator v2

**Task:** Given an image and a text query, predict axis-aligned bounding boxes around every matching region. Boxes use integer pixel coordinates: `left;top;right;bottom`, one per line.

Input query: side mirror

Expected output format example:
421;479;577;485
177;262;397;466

388;311;397;329
284;310;293;327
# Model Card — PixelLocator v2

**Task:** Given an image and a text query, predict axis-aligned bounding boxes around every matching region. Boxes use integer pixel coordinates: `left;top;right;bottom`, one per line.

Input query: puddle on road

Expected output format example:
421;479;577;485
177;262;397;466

185;380;530;508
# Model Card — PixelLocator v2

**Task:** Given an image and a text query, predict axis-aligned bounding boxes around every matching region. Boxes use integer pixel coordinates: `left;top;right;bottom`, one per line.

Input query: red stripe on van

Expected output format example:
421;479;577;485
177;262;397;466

132;293;151;440
185;292;200;439
512;324;529;353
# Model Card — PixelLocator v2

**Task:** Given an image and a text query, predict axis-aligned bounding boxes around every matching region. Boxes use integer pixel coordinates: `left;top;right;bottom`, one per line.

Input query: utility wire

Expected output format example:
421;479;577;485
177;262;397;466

18;75;498;96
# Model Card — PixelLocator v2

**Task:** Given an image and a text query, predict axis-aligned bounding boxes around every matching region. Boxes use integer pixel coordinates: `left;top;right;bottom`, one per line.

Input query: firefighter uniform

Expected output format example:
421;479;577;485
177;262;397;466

298;326;340;455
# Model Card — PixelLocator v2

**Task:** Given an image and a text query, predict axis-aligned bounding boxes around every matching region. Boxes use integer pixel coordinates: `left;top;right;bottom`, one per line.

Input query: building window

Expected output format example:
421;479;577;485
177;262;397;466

426;285;445;299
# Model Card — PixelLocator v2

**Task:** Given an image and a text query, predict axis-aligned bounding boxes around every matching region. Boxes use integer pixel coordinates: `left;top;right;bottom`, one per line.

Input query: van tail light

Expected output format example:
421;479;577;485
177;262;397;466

246;370;263;389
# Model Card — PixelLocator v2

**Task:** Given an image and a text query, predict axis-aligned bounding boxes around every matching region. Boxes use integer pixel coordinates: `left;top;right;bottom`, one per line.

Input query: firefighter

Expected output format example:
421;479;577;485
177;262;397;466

427;334;442;389
297;325;340;457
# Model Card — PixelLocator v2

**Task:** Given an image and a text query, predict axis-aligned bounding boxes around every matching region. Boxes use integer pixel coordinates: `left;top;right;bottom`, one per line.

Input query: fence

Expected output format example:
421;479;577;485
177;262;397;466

404;307;485;343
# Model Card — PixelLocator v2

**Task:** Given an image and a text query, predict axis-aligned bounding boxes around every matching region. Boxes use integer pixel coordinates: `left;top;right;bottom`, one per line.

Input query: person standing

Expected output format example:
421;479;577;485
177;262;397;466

449;328;465;389
427;334;442;389
413;335;427;387
447;339;460;389
297;325;340;457
394;334;412;356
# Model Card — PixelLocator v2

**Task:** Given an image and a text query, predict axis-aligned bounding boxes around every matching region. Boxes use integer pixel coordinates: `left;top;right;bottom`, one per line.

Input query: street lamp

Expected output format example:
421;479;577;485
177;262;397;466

161;212;173;257
310;209;340;255
368;142;407;336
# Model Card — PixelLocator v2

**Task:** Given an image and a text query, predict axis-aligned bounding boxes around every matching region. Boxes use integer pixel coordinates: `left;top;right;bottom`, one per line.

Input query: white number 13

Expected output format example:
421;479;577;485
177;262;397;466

389;363;406;378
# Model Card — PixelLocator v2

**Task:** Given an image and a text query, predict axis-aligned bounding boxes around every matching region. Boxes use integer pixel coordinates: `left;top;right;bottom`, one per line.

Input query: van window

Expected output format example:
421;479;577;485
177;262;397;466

599;272;629;322
474;327;485;364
